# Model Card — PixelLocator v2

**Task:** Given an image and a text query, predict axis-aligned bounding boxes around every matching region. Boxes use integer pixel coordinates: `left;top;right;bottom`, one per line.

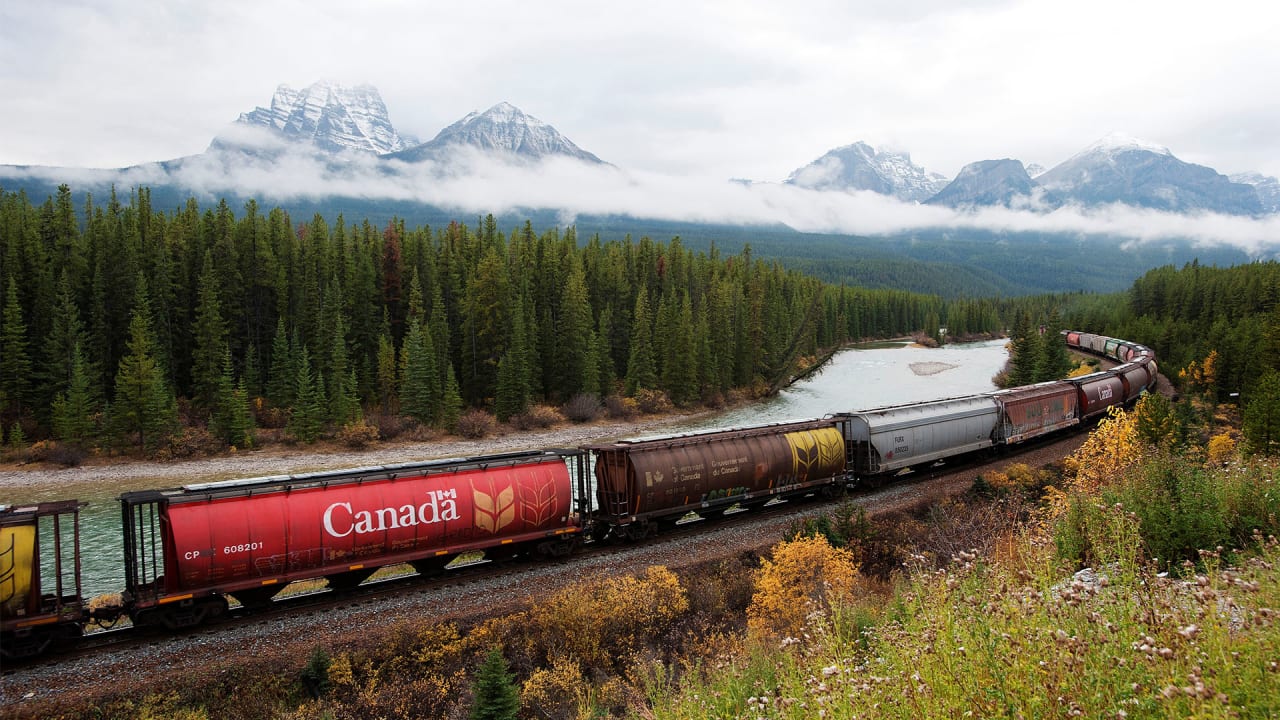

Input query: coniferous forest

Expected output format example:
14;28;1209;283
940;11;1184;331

0;185;1017;455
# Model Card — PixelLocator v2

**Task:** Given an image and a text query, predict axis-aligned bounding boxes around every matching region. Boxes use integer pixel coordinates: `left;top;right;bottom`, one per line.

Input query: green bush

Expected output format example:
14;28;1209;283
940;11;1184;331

300;646;331;698
1055;453;1280;573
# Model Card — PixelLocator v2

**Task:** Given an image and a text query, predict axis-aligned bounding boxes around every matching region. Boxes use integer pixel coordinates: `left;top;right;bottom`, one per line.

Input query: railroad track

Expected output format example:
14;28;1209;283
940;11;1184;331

3;426;1085;679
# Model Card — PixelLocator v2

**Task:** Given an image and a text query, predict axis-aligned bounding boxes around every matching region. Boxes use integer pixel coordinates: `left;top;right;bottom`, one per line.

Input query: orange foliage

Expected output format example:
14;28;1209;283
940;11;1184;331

1178;349;1220;397
523;565;688;671
1046;405;1143;517
747;536;859;640
1206;432;1237;466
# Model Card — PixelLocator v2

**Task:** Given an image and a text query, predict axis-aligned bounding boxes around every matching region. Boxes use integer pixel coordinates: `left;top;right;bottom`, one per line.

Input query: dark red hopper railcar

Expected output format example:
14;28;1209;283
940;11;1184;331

119;451;587;628
987;382;1080;444
1070;371;1126;419
586;418;847;540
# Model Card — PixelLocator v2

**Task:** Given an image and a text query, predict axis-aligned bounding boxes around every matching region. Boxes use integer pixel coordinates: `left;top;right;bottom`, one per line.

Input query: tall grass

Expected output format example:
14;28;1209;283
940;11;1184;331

650;528;1280;719
650;447;1280;719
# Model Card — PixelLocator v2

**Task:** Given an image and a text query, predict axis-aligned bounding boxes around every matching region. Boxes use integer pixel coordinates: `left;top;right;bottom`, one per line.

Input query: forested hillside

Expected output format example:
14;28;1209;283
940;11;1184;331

0;185;991;454
1065;260;1280;400
6;177;1251;299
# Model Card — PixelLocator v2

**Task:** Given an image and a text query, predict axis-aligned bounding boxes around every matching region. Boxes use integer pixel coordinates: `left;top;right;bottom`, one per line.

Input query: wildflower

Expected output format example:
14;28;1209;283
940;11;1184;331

1177;624;1199;640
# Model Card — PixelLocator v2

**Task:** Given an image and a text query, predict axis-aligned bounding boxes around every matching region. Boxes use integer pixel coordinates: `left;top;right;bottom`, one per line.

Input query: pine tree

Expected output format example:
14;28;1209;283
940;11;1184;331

400;322;439;425
0;279;32;421
663;291;698;405
439;362;463;432
1244;370;1280;455
1034;308;1073;381
1005;311;1041;387
625;286;657;395
494;311;531;421
51;342;97;446
653;289;677;381
110;279;177;451
6;422;24;449
376;327;398;414
327;315;357;425
428;285;451;396
595;307;616;398
191;252;229;410
242;343;262;399
580;326;600;404
210;349;255;448
695;298;716;397
461;248;509;403
553;259;593;400
266;319;295;409
924;310;942;345
43;271;95;413
405;268;426;329
469;647;519;720
288;348;325;443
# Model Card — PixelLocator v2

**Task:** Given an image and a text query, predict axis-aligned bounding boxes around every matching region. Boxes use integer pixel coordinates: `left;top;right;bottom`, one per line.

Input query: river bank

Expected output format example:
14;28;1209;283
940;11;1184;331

0;409;720;493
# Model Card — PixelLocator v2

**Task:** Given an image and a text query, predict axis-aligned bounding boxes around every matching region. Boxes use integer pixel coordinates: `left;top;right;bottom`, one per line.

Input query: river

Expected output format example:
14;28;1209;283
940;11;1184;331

669;338;1008;432
8;339;1007;598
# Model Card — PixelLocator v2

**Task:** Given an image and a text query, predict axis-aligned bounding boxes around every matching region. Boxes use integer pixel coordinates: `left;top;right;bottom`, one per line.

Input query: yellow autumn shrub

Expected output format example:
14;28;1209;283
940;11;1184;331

1179;349;1220;398
1058;405;1142;498
981;463;1043;494
1207;432;1237;465
747;535;858;640
523;565;688;670
521;656;586;720
1067;363;1097;379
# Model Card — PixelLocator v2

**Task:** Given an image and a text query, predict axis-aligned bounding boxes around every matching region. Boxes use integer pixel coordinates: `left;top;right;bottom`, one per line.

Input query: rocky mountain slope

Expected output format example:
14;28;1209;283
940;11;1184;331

785;142;947;202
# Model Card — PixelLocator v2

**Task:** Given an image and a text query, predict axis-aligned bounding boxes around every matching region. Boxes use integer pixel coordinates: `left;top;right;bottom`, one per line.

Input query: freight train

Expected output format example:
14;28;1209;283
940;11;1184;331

0;331;1157;659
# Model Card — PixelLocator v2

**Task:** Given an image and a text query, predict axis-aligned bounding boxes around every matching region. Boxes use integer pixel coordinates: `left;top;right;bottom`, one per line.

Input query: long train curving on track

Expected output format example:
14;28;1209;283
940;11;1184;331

0;330;1156;661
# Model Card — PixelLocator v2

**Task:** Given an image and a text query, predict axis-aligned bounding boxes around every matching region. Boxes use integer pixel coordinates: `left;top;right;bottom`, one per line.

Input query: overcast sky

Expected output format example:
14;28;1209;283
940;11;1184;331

3;0;1279;181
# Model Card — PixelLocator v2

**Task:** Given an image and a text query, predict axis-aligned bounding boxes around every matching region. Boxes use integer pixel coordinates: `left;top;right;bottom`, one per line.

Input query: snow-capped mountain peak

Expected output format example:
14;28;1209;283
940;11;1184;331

1231;171;1280;213
1081;132;1172;158
785;141;948;202
458;101;547;129
1037;135;1261;215
386;102;605;165
924;158;1057;210
218;81;414;156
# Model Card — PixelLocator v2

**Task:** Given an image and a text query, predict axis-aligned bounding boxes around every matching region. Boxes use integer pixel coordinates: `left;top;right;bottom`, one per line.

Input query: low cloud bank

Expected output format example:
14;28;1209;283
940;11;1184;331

7;143;1280;257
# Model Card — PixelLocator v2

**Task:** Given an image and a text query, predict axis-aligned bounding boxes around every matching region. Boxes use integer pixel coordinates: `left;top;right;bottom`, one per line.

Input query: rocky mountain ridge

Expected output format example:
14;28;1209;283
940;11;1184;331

784;141;947;202
217;81;415;156
791;133;1269;216
2;81;1277;218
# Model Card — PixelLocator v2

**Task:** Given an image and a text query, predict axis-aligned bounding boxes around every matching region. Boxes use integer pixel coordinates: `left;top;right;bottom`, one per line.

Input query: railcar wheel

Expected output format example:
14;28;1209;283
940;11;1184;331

536;537;579;558
819;483;844;500
589;523;613;543
623;522;655;542
156;596;228;630
1;627;55;660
